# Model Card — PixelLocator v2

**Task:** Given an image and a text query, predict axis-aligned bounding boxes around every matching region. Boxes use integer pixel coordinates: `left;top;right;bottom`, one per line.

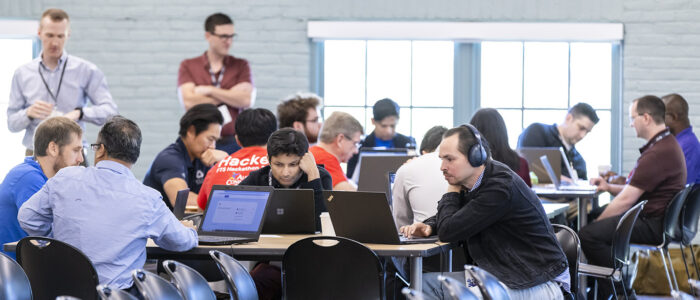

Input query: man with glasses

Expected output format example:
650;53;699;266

309;111;363;191
8;8;118;156
178;12;255;154
277;92;323;144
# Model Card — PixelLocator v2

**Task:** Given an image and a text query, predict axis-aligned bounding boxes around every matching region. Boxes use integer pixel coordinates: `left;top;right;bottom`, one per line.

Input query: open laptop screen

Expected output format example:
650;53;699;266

200;189;270;233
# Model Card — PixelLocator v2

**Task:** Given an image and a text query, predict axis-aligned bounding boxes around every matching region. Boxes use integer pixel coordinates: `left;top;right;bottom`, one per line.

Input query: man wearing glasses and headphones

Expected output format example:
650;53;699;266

400;125;570;300
178;12;255;154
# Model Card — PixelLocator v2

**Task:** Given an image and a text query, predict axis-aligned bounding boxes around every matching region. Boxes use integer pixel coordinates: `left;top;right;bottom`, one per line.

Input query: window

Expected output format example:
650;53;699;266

322;40;454;148
480;41;614;179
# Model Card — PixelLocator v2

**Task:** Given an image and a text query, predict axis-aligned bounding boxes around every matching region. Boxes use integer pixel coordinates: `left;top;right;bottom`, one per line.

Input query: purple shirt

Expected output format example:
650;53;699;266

676;126;700;184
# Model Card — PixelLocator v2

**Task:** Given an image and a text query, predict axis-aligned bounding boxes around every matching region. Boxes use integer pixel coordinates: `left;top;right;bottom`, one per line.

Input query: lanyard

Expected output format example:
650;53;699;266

38;57;69;103
209;65;225;88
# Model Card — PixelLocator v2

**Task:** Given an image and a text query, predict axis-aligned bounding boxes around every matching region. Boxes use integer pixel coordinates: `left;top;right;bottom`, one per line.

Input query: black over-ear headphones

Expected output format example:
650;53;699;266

460;124;487;167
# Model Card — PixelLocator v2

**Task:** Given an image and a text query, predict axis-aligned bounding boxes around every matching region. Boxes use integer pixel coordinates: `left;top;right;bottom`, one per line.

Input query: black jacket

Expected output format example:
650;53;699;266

517;123;588;180
345;131;416;178
239;165;333;231
423;160;568;289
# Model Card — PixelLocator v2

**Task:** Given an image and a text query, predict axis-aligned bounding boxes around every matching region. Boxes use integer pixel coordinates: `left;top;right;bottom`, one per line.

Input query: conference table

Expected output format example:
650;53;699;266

534;186;599;230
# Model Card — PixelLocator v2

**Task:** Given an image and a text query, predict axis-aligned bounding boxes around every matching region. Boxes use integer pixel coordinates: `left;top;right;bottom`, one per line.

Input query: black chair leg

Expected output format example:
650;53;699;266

680;244;695;295
620;277;629;300
610;278;618;300
691;244;700;280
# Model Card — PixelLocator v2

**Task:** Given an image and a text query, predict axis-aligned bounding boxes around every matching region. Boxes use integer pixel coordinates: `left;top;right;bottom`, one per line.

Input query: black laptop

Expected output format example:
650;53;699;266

172;188;190;220
198;185;273;245
262;189;316;234
323;191;439;245
356;155;416;193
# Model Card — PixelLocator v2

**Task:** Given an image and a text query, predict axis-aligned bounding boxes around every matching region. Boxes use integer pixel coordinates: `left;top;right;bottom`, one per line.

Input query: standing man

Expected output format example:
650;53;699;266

178;12;254;154
309;111;363;191
662;93;700;184
0;117;83;259
8;8;118;155
517;103;599;180
277;92;323;144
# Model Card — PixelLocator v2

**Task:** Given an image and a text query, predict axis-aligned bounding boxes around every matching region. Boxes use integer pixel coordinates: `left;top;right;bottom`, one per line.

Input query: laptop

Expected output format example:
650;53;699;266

172;188;190;220
323;191;439;245
518;147;562;184
262;189;316;234
386;171;397;208
198;185;273;245
357;155;416;193
539;156;597;191
351;148;413;182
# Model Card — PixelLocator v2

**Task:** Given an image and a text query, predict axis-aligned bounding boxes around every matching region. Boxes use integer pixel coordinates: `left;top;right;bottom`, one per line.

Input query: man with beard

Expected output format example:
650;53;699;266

276;92;322;144
0;116;83;259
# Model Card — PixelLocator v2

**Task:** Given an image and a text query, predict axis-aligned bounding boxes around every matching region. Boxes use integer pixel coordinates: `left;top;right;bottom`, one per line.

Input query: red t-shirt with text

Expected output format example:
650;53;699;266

197;147;268;209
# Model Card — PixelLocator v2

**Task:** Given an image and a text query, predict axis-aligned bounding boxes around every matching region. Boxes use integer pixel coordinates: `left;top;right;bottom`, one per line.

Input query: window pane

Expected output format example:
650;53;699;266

575;110;611;179
367;41;412;107
322;107;367;136
324;40;366;106
493;109;523;150
411;108;453;151
480;42;523;108
570;43;612;109
412;41;454;107
522;110;567;132
523;42;569;109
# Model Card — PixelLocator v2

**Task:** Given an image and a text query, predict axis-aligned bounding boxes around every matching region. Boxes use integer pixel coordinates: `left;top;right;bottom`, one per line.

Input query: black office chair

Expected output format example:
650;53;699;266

579;200;646;300
553;224;581;298
96;285;139;300
437;275;480;300
282;236;385;300
464;265;511;300
163;260;216;300
680;184;700;282
0;251;32;300
16;236;99;300
131;269;183;300
209;250;258;300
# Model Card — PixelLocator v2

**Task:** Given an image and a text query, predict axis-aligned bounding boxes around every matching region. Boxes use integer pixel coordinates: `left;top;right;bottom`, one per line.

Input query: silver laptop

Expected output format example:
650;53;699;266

539;156;596;191
198;185;273;245
518;147;562;184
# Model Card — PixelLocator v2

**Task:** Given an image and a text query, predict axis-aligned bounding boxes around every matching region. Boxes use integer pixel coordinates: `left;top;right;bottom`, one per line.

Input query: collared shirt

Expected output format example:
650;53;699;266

8;51;118;149
0;157;47;259
143;138;211;209
675;126;700;184
18;160;197;289
468;168;485;192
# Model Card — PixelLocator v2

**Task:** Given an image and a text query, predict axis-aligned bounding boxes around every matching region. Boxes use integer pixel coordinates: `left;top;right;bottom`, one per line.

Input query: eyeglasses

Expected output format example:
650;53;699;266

342;135;362;148
210;32;236;41
305;117;320;124
629;114;644;123
89;143;102;151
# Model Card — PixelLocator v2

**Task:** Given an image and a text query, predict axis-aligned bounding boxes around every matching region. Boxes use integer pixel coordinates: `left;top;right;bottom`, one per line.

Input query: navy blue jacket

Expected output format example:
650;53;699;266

517;123;588;180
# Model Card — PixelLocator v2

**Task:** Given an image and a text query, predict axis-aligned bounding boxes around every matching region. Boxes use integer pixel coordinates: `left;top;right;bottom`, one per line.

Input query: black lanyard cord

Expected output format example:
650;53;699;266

38;57;69;103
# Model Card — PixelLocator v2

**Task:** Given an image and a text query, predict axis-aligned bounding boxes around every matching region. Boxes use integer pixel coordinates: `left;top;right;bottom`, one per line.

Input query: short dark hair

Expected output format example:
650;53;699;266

661;93;689;119
419;126;447;154
568;103;599;124
33;117;82;157
267;128;309;159
97;116;142;164
41;8;69;23
373;98;400;121
235;108;278;147
443;126;490;161
204;13;233;33
634;95;666;125
277;93;321;128
179;104;223;137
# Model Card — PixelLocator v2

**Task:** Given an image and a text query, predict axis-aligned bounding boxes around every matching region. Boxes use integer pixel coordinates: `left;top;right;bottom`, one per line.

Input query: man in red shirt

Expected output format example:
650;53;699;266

197;108;277;209
309;111;363;190
177;13;254;154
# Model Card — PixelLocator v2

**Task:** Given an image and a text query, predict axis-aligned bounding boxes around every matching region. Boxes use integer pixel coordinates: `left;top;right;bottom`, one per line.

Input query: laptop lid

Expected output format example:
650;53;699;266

351;148;412;182
324;190;402;244
539;155;562;190
173;188;190;220
198;185;273;239
357;155;416;193
558;147;579;181
518;147;562;184
262;189;315;234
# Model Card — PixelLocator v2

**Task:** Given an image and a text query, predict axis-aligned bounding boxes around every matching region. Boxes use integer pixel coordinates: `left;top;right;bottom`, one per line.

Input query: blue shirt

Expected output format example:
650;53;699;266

18;160;198;289
0;157;47;259
676;126;700;184
8;51;118;149
374;137;394;148
143;138;210;209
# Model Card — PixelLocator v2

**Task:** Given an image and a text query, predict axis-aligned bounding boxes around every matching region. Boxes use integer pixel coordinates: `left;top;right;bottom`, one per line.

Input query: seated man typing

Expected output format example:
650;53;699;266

401;125;569;300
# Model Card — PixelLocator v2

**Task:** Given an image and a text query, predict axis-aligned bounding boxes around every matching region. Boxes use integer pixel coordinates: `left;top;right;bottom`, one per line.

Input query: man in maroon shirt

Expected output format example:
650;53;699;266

178;12;254;154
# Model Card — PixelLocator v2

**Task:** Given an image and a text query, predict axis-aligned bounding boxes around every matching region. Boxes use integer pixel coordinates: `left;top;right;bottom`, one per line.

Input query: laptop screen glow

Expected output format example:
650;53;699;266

200;190;270;233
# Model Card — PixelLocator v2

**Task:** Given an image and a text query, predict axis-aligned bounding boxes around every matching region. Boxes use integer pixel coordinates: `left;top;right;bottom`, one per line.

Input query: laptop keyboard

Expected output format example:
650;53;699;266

199;236;248;242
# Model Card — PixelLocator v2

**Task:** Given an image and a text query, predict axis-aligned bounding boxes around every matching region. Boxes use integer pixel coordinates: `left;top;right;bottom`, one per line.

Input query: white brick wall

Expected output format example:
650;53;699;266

1;0;698;178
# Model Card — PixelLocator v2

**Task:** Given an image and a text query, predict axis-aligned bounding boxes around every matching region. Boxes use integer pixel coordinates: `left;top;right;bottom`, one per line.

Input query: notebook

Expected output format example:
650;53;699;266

262;189;316;234
198;185;273;245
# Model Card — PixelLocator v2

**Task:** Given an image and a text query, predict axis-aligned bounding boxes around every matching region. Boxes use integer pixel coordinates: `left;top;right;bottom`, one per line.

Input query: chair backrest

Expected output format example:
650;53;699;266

437;275;480;300
682;184;700;245
16;236;99;300
282;236;385;300
401;287;425;300
163;260;216;300
131;269;183;300
663;184;694;244
464;265;511;300
612;200;647;270
553;224;580;294
209;250;258;300
96;285;138;300
0;251;32;300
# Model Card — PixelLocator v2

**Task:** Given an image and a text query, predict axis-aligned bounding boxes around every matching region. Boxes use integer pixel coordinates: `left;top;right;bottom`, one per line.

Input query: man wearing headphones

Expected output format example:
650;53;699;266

401;125;569;300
